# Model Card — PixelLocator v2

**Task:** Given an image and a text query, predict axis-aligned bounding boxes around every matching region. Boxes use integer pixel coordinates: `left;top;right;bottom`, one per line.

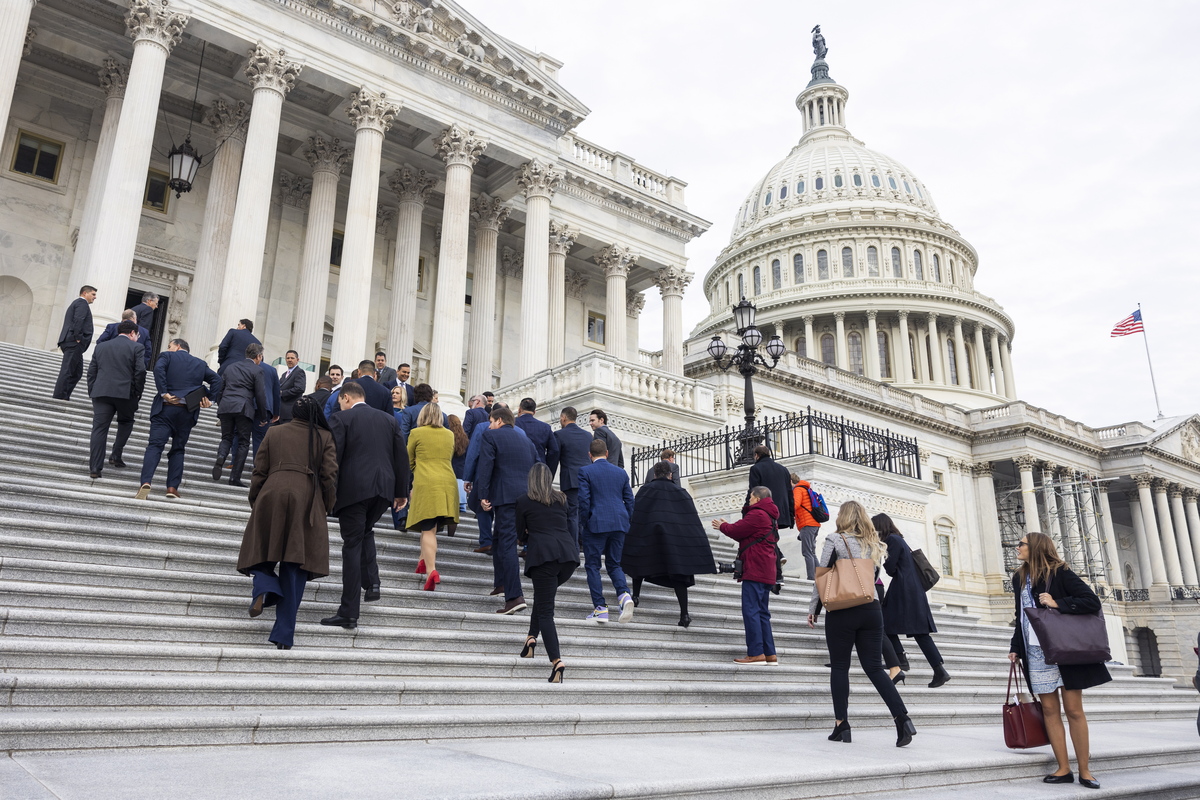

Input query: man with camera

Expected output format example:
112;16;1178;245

712;486;781;665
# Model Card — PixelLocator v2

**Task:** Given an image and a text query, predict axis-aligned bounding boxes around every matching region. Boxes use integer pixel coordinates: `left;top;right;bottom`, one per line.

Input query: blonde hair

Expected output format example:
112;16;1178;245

834;500;883;564
416;402;444;429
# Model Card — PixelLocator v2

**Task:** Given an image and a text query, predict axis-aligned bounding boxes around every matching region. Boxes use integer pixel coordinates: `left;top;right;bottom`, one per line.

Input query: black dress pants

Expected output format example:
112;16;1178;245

825;600;908;721
53;344;84;400
887;632;943;668
527;560;577;662
216;414;254;482
89;396;137;474
336;497;389;620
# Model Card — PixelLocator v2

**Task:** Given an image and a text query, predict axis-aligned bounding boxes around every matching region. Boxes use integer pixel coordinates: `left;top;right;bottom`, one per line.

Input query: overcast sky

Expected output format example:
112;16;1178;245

488;1;1200;429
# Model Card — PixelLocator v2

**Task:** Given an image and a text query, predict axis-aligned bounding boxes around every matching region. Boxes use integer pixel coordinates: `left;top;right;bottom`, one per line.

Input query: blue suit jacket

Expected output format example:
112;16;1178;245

554;423;594;491
327;375;392;419
474;424;538;508
150;349;222;420
578;458;635;535
515;413;560;475
97;322;152;367
463;406;489;439
465;422;532;483
217;328;261;374
258;361;282;418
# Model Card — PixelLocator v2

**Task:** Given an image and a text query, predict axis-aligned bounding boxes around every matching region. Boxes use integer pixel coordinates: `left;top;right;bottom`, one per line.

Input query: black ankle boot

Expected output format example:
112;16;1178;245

928;664;951;688
894;714;916;747
827;720;851;743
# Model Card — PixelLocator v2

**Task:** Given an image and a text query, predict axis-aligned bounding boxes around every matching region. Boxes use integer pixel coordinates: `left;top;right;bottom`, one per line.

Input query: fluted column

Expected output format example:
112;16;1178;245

594;245;638;359
897;310;912;383
988;329;1006;397
183;100;249;350
84;1;188;327
428;124;485;402
1127;491;1154;589
1184;490;1200;585
0;0;37;145
1151;479;1184;585
971;462;1005;577
1135;475;1168;586
1000;335;1017;398
517;159;562;378
972;323;988;394
925;313;944;384
864;310;880;380
546;221;578;368
803;315;815;360
655;265;692;376
1168;487;1197;586
384;165;436;368
1093;485;1124;589
952;316;969;388
834;311;848;370
466;193;508;395
1014;455;1041;533
213;45;301;336
328;87;399;370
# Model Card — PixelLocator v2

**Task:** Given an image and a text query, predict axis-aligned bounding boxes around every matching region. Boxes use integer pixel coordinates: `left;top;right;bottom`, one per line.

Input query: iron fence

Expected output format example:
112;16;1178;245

630;407;921;486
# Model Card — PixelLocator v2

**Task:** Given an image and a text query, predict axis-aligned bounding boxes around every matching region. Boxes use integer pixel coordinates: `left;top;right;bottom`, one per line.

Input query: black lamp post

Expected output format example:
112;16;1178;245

707;297;787;465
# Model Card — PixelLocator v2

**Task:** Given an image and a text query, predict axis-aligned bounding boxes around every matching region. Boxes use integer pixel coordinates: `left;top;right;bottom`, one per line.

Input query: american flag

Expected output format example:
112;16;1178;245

1110;309;1144;337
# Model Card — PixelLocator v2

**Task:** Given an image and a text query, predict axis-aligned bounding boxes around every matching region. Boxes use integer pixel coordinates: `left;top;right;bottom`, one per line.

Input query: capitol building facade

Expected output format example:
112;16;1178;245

0;1;1197;679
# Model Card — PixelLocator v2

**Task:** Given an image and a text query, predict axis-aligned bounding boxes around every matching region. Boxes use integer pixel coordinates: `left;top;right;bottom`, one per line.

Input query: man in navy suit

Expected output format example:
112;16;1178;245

212;342;268;487
328;361;392;418
475;406;538;614
250;357;282;457
554;406;594;549
130;292;159;334
514;397;560;474
86;320;146;478
278;349;306;421
577;439;636;623
463;394;489;439
95;309;153;367
52;284;96;400
396;362;415;407
216;319;261;375
135;339;221;500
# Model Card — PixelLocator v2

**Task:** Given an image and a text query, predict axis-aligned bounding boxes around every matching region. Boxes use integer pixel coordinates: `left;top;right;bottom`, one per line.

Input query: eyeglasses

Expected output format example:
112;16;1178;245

1016;541;1028;548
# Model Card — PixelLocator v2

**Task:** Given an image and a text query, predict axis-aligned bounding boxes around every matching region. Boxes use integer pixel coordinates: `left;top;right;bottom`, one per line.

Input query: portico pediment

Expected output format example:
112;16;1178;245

1147;416;1200;465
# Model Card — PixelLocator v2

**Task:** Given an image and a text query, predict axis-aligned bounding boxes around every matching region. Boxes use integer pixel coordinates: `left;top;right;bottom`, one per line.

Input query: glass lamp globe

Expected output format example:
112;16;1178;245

765;335;786;361
741;325;763;349
707;335;728;360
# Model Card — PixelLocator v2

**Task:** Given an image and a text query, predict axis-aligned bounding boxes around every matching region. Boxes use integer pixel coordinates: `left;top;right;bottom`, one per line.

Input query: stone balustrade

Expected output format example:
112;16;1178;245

638;349;662;368
560;133;685;207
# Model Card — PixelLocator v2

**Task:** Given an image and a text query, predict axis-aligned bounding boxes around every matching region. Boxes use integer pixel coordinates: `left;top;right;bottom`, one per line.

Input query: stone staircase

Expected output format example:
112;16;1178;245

1;341;1198;798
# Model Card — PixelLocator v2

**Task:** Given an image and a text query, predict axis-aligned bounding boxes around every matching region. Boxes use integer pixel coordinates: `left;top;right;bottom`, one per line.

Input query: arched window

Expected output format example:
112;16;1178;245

877;331;892;379
841;246;854;278
867;246;879;276
871;174;881;188
779;184;787;200
848;331;864;375
795;335;806;357
913;250;924;280
820;333;836;365
764;190;772;206
793;253;804;284
797;179;805;194
946;339;958;385
834;174;844;188
737;273;744;300
891;247;903;278
817;249;829;280
771;259;781;290
724;280;730;306
853;173;863;187
753;265;762;295
815;176;825;190
932;254;941;282
948;258;955;284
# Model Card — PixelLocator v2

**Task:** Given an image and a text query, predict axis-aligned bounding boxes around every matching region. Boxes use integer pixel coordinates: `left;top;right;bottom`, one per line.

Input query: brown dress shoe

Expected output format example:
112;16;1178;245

765;655;779;665
165;488;181;500
473;546;492;554
488;586;504;596
496;597;527;615
734;655;767;665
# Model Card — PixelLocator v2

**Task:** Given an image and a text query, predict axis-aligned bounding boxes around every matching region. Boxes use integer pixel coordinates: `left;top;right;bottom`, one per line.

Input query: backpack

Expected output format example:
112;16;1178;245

806;487;830;523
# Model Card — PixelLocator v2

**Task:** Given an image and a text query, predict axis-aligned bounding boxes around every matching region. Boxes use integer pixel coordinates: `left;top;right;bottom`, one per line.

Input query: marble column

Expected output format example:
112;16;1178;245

865;310;880;380
428;124;486;403
213;45;301;338
0;0;37;145
803;315;815;360
923;314;943;384
1014;455;1041;534
594;244;638;359
952;316;969;388
1094;485;1124;589
184;100;249;351
385;165;435;369
1127;491;1154;590
83;1;188;327
1168;487;1198;586
972;322;988;394
989;329;1006;397
1184;490;1200;585
834;312;848;370
971;462;1005;577
466;193;508;396
546;220;577;369
1152;479;1184;585
517;159;562;378
1040;463;1062;541
1134;475;1169;586
328;87;399;371
655;265;693;376
1000;336;1017;398
290;137;349;365
897;310;912;383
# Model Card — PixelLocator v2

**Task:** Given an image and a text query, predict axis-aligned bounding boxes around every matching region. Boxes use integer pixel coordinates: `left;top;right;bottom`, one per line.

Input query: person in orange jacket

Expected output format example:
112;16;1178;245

791;473;821;580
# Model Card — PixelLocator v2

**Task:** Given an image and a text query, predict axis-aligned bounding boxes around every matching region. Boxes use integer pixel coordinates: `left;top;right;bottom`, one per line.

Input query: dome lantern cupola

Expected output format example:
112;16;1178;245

796;25;849;142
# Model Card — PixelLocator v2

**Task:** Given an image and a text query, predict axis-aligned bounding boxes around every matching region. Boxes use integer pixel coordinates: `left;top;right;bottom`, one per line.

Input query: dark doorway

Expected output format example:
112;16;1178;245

125;288;168;361
1134;627;1162;678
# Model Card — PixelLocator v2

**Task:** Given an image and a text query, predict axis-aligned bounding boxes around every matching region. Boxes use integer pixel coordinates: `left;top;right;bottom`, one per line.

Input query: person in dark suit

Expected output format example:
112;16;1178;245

85;320;146;478
577;439;636;623
212;342;269;487
588;408;623;468
398;382;445;437
482;391;494;413
514;397;560;474
130;292;159;334
463;394;489;439
216;319;261;375
250;357;282;457
374;351;398;389
308;375;333;411
321;365;346;418
135;338;221;500
278;350;307;421
554;406;594;549
747;445;795;530
96;309;152;368
475;405;539;615
328;361;392;418
397;363;416;406
53;285;97;400
659;449;682;484
320;381;409;629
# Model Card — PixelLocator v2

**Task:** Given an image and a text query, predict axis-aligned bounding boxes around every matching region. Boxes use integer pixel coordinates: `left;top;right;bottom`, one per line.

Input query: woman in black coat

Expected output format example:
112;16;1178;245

514;463;579;683
1009;532;1110;790
623;461;717;628
872;514;949;688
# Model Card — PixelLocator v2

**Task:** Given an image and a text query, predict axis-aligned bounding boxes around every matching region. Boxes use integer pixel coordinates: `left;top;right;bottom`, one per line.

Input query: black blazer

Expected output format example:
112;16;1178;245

328;403;409;513
130;302;156;333
592;425;624;468
58;297;94;348
278;367;307;420
327;376;392;418
1009;567;1112;691
554;424;593;491
515;413;560;474
308;387;331;411
514;494;579;576
87;335;146;401
747;456;795;529
217;328;261;374
216;359;268;421
475;424;537;507
150;349;221;420
97;322;152;367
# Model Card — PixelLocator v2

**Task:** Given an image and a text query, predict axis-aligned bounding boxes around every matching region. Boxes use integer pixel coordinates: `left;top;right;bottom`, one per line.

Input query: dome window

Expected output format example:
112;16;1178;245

903;180;912;194
916;184;924;199
891;247;903;277
793;253;804;284
932;254;941;282
914;250;924;280
834;174;843;188
867;246;879;277
779;185;787;200
753;266;762;295
771;259;781;290
948;258;955;284
888;177;897;191
764;190;772;206
878;331;892;379
871;174;881;188
841;246;854;277
820;333;836;365
797;179;806;194
853;173;863;187
817;249;829;280
815;176;824;190
848;331;864;376
737;274;744;299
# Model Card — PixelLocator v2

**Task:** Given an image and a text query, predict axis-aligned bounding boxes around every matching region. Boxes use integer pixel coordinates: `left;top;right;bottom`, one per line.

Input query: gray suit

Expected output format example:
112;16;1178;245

214;358;268;483
376;365;398;389
85;335;146;475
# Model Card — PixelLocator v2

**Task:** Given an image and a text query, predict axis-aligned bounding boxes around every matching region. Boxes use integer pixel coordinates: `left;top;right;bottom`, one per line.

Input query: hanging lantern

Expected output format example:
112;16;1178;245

732;297;756;333
167;136;201;197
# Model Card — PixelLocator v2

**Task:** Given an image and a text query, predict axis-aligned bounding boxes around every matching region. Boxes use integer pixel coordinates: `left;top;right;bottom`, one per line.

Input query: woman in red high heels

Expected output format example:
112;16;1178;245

405;402;459;589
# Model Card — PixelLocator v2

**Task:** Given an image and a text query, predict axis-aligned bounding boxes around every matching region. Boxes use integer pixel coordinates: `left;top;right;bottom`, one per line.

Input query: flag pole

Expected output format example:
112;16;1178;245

1138;303;1165;420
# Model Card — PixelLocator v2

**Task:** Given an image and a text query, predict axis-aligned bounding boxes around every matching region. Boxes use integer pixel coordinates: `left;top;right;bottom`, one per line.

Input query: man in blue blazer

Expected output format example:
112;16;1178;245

465;403;534;558
554;405;594;548
136;339;221;500
577;438;636;623
514;397;559;474
250;357;282;456
95;308;152;367
216;319;261;375
463;394;489;439
475;406;538;614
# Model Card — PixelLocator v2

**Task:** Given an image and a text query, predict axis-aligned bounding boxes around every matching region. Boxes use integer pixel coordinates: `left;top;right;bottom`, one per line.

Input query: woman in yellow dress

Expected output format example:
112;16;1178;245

406;402;459;590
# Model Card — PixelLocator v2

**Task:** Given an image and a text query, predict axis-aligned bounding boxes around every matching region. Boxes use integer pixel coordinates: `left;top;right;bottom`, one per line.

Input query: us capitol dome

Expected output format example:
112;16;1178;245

691;27;1017;410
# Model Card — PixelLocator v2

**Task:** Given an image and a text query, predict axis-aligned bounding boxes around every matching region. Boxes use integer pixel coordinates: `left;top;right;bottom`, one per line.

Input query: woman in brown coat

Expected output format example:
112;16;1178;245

237;395;338;649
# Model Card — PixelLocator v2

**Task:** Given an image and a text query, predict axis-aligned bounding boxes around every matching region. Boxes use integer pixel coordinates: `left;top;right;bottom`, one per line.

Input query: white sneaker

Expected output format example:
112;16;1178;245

586;606;609;623
617;592;634;623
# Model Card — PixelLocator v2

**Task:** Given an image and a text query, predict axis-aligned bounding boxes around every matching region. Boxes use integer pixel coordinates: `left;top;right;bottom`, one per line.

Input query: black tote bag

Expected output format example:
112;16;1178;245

1023;606;1110;665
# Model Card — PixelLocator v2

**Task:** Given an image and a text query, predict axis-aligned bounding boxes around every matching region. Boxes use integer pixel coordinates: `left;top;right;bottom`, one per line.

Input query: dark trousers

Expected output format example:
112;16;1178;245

564;488;580;549
887;632;943;668
477;506;493;548
527;561;577;662
336;497;388;619
89;396;137;474
797;525;820;580
632;577;689;616
741;580;775;657
581;529;629;608
140;406;194;487
881;631;901;669
53;344;84;400
250;562;307;648
491;503;523;601
251;419;270;457
216;414;254;482
825;601;908;721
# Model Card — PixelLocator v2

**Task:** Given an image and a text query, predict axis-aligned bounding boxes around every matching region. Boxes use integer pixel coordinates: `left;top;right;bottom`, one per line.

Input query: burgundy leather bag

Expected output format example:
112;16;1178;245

1023;606;1111;665
1003;660;1050;749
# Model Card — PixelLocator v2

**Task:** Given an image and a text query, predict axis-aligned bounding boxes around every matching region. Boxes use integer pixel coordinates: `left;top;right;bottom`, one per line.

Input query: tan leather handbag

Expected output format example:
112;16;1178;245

815;533;876;611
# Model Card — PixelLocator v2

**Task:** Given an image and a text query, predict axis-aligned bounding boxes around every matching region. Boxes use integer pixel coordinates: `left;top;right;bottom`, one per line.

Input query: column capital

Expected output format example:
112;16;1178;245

834;311;846;321
565;267;588;299
347;86;400;134
304;136;350;178
653;265;693;298
1043;461;1058;474
277;172;311;209
1183;488;1199;502
376;206;397;236
1134;473;1154;489
435;124;486;167
926;311;938;324
866;309;878;321
125;1;188;52
97;58;128;99
1125;490;1140;503
244;44;302;95
1014;454;1038;472
627;290;646;318
953;315;964;326
205;99;250;142
803;314;815;325
471;192;510;231
1169;485;1184;500
388;164;435;203
24;25;35;57
970;461;993;477
594;244;638;279
1152;477;1169;493
898;309;909;321
548;220;578;255
517;158;562;200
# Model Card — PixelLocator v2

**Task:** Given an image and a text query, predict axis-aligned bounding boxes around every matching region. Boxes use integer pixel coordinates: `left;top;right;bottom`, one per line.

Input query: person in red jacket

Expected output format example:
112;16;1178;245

712;486;780;665
791;473;821;579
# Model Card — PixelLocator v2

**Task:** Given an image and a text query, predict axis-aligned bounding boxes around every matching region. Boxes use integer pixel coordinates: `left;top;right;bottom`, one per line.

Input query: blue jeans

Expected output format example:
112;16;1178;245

741;580;775;657
581;529;629;608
